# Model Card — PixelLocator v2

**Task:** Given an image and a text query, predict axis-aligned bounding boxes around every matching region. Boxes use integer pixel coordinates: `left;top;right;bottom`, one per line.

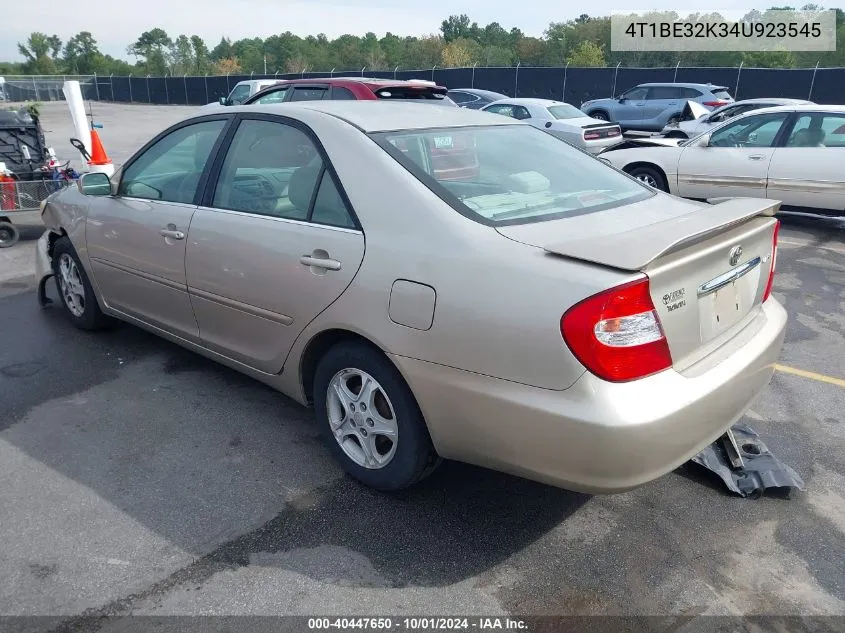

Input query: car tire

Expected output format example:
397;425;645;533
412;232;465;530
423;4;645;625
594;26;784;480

0;221;19;248
313;341;441;491
589;110;609;121
627;165;669;192
51;236;113;330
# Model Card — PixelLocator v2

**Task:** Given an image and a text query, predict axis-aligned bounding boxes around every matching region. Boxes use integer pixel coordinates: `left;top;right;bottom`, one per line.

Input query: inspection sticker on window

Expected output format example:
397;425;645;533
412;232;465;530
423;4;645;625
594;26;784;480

610;9;836;51
433;136;454;149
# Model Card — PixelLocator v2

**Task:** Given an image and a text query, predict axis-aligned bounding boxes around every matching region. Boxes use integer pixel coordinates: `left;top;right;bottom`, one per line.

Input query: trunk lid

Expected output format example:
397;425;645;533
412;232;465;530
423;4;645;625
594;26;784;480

496;195;780;370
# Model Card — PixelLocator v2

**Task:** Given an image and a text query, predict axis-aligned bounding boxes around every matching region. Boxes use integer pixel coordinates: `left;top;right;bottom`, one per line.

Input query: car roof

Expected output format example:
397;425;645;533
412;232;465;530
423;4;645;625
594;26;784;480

738;104;844;114
731;98;812;105
228;101;520;132
635;82;729;90
449;88;509;98
274;76;446;90
485;97;568;107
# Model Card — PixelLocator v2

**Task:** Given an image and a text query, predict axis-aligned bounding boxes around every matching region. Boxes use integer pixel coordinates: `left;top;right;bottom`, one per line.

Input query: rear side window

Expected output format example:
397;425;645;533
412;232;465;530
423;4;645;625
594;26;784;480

448;91;475;104
679;87;703;98
290;87;327;102
712;90;733;100
648;86;681;99
331;86;357;100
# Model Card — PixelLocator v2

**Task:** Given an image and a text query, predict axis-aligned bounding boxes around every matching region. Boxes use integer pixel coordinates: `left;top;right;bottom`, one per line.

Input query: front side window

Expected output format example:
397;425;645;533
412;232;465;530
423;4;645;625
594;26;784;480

212;119;355;227
253;87;290;104
228;84;251;104
119;120;226;203
622;87;648;100
372;124;652;226
708;112;790;148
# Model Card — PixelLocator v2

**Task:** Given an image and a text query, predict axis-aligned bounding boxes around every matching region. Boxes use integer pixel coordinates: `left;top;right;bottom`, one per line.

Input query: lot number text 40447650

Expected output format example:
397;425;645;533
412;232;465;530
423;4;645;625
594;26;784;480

307;617;529;630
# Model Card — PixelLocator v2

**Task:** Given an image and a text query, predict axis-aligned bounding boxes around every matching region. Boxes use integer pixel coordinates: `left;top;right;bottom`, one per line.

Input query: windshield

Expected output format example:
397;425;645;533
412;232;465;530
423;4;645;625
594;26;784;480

547;104;586;120
371;124;653;226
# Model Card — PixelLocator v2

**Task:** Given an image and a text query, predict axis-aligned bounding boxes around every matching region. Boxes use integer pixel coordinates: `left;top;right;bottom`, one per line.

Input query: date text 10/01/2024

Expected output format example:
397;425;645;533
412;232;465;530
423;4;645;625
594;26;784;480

623;21;823;39
308;618;528;630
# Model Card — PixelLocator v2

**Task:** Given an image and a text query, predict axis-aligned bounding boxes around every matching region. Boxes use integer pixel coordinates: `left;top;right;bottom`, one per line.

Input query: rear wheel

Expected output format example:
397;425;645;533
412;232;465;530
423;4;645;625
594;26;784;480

627;165;668;192
313;341;440;491
589;110;609;121
52;236;113;330
0;221;19;248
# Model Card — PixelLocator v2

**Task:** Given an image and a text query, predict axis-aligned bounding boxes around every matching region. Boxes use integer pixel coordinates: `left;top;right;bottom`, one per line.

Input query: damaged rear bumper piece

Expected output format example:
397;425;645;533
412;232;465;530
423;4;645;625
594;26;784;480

691;422;805;498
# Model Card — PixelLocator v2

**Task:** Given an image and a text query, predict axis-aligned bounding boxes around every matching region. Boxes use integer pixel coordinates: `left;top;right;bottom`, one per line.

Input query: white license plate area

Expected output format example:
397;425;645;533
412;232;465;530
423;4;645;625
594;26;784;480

698;267;761;342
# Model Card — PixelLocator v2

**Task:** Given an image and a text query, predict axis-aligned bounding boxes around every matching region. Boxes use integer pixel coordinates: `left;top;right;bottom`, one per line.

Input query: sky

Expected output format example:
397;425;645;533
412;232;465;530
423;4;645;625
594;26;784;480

0;0;820;63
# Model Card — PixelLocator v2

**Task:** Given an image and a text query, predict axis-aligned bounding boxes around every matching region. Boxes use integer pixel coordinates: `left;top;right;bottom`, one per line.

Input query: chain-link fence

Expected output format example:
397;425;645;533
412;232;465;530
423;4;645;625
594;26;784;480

2;64;844;106
0;178;72;213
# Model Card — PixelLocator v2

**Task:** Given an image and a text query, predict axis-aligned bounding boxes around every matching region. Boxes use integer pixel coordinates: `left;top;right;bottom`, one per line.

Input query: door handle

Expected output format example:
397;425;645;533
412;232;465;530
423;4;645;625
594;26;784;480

748;154;766;160
160;228;185;240
300;255;341;271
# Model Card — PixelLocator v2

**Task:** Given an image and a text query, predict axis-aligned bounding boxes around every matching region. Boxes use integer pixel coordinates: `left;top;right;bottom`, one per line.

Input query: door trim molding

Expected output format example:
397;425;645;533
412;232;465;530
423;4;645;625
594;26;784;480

188;286;294;326
89;257;184;291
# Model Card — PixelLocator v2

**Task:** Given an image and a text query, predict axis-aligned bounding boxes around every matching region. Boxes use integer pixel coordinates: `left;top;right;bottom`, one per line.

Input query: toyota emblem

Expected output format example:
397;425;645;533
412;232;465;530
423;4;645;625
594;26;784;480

729;245;743;266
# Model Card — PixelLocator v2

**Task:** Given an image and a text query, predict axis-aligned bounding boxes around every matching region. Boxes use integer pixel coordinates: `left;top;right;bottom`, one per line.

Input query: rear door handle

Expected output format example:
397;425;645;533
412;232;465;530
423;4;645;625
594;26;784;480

160;228;185;240
300;255;341;271
748;154;766;160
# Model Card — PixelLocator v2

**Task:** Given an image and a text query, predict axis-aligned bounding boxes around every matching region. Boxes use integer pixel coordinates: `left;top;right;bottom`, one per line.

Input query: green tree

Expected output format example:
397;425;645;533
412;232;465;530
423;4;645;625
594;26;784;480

210;37;233;61
169;35;194;74
440;15;480;42
128;28;172;75
17;32;63;74
567;40;606;66
190;36;210;74
63;31;102;74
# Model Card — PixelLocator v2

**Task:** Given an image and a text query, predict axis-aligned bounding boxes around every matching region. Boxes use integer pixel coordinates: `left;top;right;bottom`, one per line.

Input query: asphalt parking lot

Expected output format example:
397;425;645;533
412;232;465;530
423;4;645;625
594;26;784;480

1;103;844;627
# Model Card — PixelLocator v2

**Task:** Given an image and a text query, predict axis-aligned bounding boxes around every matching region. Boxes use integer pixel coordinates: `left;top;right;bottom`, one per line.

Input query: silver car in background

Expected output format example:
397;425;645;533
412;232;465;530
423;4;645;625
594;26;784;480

661;98;814;139
481;98;622;154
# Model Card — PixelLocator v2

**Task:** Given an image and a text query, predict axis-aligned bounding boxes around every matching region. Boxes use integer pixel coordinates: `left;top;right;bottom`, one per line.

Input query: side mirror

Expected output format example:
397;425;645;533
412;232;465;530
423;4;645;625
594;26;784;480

617;96;626;102
77;172;112;196
696;133;712;147
218;96;229;106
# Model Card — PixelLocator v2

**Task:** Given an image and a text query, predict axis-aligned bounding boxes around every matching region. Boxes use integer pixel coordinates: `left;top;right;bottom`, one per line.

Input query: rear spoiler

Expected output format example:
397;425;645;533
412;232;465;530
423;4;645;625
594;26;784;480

542;198;780;271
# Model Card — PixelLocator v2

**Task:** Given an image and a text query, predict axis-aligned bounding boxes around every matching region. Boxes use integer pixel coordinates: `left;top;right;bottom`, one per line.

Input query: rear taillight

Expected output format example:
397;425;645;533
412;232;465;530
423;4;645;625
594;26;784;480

561;277;672;383
703;100;729;107
583;131;601;140
607;127;621;137
762;219;780;302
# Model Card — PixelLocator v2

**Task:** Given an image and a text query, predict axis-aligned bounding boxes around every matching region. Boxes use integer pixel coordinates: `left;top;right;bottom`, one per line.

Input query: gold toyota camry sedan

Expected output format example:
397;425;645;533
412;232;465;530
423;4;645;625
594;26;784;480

35;101;787;494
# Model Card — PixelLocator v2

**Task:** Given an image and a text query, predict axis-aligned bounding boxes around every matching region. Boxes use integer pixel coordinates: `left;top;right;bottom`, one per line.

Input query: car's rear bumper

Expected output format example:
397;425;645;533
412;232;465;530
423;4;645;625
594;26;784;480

391;298;787;494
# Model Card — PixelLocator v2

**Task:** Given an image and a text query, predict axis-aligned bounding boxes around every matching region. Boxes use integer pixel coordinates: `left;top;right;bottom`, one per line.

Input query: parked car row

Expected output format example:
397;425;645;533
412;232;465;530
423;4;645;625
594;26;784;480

203;78;841;216
597;103;845;216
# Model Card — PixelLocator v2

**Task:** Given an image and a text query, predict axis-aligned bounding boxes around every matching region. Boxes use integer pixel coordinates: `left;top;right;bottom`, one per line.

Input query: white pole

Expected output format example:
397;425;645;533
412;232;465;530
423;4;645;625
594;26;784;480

62;80;92;162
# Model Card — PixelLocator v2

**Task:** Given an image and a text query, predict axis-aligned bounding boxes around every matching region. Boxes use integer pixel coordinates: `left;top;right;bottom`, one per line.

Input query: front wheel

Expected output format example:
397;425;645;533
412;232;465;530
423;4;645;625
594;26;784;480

0;221;19;248
313;341;440;491
51;236;113;330
627;165;669;192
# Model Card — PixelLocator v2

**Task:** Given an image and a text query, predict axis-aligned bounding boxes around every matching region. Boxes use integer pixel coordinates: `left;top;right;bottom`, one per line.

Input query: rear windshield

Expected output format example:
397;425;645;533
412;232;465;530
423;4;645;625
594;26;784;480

370;124;653;226
547;104;586;119
712;89;733;100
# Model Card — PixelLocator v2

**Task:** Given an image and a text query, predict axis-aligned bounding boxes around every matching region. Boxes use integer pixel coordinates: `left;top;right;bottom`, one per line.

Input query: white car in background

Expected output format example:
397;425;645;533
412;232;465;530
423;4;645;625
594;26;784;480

198;79;281;111
661;98;814;139
481;98;621;154
600;104;845;216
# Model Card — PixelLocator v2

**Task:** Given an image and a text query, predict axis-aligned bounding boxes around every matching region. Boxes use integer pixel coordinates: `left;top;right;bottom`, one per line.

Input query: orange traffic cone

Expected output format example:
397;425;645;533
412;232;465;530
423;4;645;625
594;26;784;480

88;129;111;166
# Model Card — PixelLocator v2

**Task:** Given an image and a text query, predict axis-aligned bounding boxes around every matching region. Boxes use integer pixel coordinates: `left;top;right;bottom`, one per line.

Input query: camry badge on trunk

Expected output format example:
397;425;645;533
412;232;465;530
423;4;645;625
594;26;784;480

729;245;743;266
